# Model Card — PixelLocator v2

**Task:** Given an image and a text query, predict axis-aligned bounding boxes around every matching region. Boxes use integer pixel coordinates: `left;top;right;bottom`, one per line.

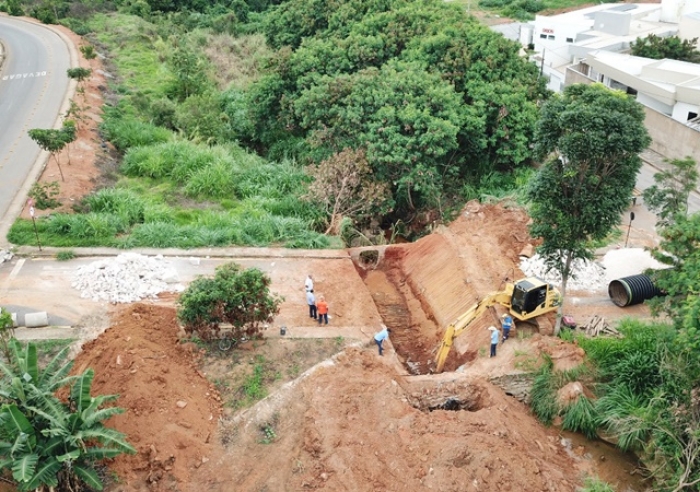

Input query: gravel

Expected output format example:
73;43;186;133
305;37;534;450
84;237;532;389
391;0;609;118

72;253;184;303
520;248;666;292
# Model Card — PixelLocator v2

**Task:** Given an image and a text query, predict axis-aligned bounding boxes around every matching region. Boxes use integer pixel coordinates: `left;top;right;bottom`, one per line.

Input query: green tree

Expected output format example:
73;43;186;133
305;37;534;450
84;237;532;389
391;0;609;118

0;340;135;491
293;61;462;212
166;40;212;101
28;126;73;182
528;84;650;333
305;148;392;234
649;214;700;346
631;34;700;63
642;157;699;227
66;67;92;87
178;263;283;341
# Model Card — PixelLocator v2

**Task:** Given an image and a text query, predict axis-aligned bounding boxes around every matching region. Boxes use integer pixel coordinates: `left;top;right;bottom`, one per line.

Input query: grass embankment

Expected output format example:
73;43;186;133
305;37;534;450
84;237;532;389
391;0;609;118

9;13;332;250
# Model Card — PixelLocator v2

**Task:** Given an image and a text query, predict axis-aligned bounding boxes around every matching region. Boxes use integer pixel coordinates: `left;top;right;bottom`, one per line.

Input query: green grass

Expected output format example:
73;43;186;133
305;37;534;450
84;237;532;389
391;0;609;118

88;13;173;96
577;477;616;492
55;250;76;261
561;396;599;439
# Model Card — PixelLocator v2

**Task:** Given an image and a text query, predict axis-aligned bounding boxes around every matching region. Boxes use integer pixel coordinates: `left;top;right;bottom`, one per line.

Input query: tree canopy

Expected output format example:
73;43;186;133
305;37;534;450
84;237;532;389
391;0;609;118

642;156;699;227
178;263;283;341
249;0;548;224
528;83;651;332
631;34;700;63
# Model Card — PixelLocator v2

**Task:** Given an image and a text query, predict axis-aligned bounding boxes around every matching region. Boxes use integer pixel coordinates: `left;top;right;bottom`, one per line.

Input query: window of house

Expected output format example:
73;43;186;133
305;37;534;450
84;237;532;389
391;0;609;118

689;112;699;121
566;37;574;43
626;87;638;96
540;34;547;39
548;35;555;40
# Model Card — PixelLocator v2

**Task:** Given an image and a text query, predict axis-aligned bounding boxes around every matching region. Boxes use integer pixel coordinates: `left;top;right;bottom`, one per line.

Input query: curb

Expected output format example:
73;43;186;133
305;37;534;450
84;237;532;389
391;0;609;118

11;245;352;260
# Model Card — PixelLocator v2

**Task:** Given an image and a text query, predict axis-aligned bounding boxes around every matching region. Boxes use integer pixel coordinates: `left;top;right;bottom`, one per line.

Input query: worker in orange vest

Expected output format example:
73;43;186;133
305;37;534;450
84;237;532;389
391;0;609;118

317;296;329;325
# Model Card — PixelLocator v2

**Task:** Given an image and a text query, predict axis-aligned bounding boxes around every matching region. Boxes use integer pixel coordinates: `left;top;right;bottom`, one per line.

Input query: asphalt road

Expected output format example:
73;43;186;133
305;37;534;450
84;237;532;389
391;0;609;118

0;16;71;237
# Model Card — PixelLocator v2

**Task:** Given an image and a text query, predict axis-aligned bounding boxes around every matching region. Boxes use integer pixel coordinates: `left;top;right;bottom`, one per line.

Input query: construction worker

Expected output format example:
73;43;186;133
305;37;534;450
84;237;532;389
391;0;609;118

317;295;329;325
488;326;499;357
374;325;391;356
501;313;513;342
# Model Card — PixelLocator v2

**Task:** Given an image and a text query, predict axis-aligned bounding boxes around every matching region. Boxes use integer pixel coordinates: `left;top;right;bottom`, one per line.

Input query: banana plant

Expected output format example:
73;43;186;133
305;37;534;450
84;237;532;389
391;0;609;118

0;340;135;491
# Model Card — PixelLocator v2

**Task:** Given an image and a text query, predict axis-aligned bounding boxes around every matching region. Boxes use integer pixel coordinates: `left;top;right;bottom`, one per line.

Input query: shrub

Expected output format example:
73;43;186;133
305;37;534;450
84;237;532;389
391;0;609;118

28;181;61;209
178;263;283;341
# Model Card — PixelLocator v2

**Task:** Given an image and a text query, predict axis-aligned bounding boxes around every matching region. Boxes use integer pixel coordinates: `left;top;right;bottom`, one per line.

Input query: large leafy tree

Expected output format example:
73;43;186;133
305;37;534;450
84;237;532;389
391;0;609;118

250;0;547;223
528;84;651;333
293;61;461;211
642;156;699;227
631;34;700;63
0;340;135;491
649;214;700;348
178;263;283;341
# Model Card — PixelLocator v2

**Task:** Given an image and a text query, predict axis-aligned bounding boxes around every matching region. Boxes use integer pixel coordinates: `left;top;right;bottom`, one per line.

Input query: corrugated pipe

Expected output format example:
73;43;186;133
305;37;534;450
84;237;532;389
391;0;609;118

608;274;663;307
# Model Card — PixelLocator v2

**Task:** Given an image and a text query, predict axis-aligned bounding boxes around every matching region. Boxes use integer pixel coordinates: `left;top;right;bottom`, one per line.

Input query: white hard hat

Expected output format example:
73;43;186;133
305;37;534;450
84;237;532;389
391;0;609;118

488;326;498;331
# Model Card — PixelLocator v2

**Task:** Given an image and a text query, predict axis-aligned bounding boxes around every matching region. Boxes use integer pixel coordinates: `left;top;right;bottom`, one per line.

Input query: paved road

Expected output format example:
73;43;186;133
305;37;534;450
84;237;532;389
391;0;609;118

0;16;71;237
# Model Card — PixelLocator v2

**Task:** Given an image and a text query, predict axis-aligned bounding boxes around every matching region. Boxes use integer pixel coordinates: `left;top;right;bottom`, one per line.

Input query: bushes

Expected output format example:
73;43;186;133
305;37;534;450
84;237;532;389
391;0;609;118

177;263;283;341
101;115;172;152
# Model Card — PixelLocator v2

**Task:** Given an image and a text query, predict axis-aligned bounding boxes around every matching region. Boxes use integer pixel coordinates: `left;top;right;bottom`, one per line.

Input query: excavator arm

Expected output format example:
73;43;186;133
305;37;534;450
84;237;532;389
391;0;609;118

434;289;513;373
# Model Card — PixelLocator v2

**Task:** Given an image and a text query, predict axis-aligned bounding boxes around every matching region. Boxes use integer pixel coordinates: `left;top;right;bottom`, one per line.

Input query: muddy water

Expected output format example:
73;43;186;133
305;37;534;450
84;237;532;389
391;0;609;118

561;430;650;492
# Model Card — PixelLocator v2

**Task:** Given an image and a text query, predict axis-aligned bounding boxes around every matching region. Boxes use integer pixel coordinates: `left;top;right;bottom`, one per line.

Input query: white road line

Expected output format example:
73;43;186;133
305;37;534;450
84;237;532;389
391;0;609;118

8;258;25;281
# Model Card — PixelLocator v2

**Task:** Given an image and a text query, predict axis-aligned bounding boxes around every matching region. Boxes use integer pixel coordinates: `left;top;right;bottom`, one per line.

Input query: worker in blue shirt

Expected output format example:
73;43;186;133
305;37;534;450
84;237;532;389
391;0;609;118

374;325;391;356
501;313;513;343
489;326;500;357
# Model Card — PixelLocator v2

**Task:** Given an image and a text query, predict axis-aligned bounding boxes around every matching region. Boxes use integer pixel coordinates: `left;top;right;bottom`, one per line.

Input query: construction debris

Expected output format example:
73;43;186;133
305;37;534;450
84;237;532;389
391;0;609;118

520;254;607;291
0;249;13;264
72;253;184;303
579;315;620;337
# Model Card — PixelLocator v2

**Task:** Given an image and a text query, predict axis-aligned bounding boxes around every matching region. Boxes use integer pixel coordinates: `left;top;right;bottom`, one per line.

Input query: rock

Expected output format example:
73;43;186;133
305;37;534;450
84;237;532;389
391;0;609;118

72;253;184;303
519;244;535;258
176;400;188;408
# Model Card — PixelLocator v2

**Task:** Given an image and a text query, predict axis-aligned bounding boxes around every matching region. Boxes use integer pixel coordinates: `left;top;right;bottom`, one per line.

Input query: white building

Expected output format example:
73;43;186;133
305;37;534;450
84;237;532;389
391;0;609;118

576;51;700;124
520;0;700;92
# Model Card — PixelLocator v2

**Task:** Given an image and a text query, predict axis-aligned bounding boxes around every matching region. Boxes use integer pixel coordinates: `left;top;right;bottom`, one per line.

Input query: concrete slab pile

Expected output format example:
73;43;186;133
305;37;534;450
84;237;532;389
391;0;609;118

71;253;184;303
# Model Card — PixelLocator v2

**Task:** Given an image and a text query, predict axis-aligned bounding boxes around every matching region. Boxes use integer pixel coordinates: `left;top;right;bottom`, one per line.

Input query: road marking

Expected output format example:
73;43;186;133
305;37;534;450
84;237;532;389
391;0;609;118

0;258;25;299
8;259;25;281
1;71;47;81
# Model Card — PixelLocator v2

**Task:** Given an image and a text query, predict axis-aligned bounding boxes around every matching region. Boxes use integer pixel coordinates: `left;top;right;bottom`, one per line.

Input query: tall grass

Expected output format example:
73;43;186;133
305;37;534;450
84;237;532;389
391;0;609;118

561;396;599;439
101;114;172;153
530;356;558;425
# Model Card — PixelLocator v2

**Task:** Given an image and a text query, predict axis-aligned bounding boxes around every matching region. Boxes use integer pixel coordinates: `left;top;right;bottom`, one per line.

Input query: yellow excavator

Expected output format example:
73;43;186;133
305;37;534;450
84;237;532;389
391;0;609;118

434;277;562;373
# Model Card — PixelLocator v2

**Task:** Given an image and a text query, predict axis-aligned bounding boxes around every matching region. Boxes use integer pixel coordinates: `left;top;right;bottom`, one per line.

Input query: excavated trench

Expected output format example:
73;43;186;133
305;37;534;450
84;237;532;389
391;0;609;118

353;247;473;374
353;247;438;374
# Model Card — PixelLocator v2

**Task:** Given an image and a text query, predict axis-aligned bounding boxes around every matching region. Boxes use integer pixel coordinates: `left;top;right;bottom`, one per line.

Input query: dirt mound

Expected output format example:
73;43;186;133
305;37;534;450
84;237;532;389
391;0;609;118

356;202;536;373
198;347;582;492
71;304;222;491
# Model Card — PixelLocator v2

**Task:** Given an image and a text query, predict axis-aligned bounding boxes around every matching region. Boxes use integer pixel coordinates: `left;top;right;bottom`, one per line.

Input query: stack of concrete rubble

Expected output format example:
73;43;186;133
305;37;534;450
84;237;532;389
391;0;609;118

0;249;13;264
72;253;184;303
520;254;607;291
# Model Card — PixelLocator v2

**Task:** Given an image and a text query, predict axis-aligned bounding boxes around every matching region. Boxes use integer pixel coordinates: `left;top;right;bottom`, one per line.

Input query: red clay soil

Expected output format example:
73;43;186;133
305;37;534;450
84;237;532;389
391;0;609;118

70;304;222;491
21;23;104;220
199;348;583;492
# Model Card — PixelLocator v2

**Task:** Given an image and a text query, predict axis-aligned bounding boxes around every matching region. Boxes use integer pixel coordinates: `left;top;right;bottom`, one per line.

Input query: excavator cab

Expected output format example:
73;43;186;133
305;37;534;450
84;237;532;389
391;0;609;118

509;277;561;320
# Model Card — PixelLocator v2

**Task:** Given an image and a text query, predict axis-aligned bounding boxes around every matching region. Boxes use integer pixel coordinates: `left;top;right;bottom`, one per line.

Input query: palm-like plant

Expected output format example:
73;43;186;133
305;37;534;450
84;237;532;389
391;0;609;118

0;340;135;491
